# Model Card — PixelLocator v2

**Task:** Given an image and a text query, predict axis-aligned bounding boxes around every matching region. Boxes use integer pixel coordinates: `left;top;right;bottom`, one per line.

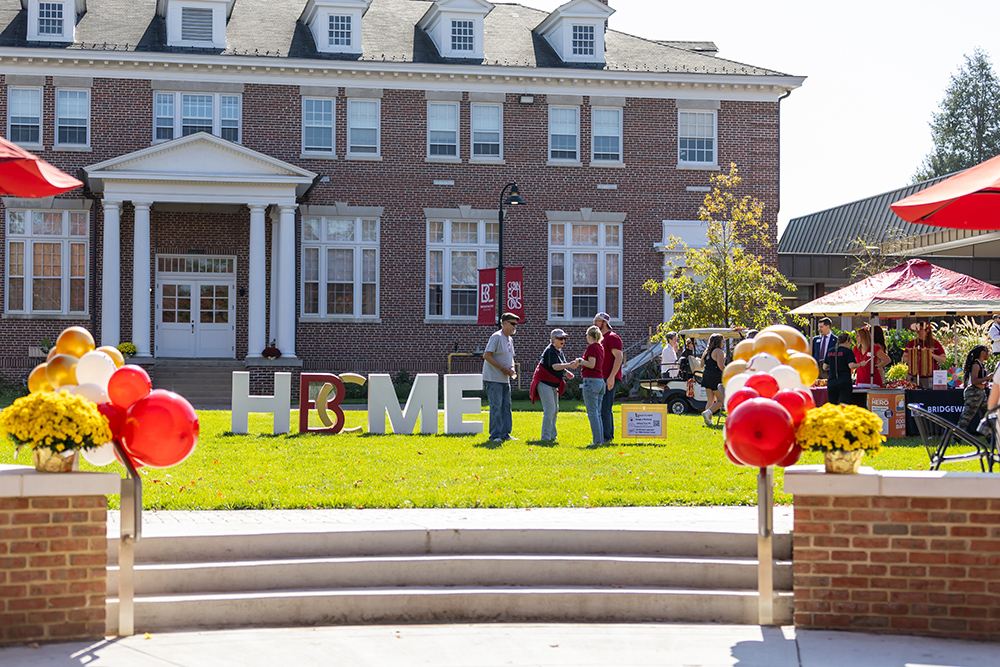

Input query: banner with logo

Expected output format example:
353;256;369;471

477;267;525;326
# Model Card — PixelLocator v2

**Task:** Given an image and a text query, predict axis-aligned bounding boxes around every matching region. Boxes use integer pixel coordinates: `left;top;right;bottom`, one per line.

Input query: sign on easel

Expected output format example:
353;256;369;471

620;404;669;439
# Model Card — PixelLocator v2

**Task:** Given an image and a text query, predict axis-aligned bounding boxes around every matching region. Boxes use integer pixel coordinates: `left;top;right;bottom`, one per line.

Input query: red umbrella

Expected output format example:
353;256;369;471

0;136;82;198
890;153;1000;229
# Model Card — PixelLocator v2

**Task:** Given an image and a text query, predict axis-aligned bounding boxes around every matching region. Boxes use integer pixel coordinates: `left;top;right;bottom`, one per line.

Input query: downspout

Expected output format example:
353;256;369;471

296;174;324;205
80;169;100;337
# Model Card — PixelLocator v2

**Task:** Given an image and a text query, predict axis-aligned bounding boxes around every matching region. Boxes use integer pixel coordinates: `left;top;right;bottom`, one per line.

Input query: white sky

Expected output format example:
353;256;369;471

522;0;1000;235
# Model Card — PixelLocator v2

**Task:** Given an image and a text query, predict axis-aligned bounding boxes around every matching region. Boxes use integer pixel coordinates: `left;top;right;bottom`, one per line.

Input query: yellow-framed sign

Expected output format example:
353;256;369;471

620;403;670;439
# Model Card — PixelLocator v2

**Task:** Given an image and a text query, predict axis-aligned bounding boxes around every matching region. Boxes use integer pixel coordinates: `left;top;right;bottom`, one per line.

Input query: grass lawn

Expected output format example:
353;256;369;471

0;395;985;511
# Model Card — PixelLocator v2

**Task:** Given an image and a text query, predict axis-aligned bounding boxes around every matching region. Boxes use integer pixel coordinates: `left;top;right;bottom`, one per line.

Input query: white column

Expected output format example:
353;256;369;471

132;202;152;358
247;204;267;358
269;209;280;347
100;200;122;347
277;204;297;358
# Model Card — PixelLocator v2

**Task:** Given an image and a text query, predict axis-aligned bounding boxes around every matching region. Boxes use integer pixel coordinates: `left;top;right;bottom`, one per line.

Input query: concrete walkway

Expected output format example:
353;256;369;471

0;623;993;666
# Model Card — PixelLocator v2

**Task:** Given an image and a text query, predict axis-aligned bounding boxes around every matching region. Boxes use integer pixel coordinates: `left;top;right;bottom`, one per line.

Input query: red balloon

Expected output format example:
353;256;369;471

725;398;795;468
108;365;152;410
724;441;747;466
776;444;803;467
773;389;809;428
121;390;199;468
726;387;760;413
97;402;125;442
745;373;780;399
795;388;816;410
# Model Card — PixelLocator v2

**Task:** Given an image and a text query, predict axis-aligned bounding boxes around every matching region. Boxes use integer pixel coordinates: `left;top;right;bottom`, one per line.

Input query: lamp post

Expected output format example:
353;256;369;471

497;182;525;327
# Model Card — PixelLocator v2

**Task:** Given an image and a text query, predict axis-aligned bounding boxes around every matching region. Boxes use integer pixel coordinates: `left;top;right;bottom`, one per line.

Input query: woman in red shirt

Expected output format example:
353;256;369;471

575;325;607;446
854;327;890;388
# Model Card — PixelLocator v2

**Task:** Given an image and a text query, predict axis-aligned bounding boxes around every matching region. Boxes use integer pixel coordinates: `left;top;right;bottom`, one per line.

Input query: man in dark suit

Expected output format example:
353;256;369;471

811;317;835;379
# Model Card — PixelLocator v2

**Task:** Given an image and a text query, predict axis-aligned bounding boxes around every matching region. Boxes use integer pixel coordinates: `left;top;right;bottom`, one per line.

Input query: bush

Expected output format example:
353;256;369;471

885;363;908;383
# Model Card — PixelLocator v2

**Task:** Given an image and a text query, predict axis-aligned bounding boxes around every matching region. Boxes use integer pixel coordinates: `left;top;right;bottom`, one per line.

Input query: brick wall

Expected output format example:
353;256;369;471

793;493;1000;641
0;495;109;645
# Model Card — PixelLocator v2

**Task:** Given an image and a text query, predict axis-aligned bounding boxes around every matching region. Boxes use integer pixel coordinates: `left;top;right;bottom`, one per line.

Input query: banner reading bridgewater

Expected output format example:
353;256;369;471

477;267;525;325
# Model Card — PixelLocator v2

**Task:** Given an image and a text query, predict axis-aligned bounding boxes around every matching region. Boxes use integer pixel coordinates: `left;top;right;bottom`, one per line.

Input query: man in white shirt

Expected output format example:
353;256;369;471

989;314;1000;357
660;331;679;378
482;312;519;442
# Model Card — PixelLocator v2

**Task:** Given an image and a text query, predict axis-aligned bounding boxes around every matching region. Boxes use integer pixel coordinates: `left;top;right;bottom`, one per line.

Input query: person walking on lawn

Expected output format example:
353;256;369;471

482;312;519;442
593;312;623;444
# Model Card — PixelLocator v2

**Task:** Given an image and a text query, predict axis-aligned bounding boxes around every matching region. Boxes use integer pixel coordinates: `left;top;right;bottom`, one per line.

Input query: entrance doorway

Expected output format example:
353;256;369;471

155;255;236;358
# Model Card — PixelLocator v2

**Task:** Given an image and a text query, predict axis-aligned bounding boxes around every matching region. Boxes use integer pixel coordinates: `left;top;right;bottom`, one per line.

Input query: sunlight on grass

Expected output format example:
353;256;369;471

0;403;986;511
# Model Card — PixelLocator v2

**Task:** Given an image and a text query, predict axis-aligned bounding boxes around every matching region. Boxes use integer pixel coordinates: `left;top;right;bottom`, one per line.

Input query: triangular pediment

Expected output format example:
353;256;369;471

535;0;614;35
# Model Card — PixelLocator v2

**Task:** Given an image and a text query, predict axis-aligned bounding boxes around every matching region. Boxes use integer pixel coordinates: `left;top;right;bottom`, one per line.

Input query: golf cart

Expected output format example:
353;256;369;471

643;328;746;415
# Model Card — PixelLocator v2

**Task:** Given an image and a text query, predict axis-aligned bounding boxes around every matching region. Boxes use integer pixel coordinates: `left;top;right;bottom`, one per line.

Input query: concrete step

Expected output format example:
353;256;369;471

107;587;795;634
107;554;793;594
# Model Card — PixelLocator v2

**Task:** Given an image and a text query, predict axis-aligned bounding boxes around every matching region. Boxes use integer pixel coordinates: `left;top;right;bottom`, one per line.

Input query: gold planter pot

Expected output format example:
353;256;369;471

31;447;79;473
824;449;863;474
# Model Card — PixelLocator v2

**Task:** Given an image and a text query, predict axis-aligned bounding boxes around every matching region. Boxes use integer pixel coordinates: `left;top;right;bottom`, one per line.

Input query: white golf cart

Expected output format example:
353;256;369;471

640;328;747;415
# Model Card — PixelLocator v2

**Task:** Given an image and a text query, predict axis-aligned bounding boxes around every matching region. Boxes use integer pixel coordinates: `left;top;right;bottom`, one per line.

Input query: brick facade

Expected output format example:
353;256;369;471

0;495;109;645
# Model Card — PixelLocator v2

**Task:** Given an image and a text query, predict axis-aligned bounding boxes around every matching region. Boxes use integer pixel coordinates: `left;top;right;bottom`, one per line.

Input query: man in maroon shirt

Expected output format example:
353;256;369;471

594;312;623;443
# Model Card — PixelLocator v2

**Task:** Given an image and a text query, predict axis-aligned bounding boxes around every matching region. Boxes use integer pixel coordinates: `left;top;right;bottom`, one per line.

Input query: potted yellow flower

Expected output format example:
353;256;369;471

796;403;884;473
0;392;113;472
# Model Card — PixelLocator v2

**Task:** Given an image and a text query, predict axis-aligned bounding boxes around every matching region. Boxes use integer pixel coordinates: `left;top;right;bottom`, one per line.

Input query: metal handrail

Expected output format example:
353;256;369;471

112;442;142;637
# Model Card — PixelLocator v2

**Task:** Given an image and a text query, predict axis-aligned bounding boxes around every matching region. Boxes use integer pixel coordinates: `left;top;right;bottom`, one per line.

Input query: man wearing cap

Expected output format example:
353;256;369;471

482;313;519;442
594;312;624;443
530;328;579;442
989;314;1000;357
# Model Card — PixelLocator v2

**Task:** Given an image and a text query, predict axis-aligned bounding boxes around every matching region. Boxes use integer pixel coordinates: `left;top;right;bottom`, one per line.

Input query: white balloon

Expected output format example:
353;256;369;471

81;441;116;467
772;364;807;391
71;383;109;404
75;351;117;391
746;352;780;374
725;372;753;395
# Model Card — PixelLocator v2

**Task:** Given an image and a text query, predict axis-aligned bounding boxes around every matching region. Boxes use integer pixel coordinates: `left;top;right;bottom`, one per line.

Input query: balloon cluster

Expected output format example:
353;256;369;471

722;325;819;468
27;327;199;469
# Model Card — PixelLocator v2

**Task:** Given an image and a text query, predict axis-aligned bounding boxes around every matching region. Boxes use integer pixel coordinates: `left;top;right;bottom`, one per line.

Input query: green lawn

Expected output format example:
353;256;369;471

0;398;986;511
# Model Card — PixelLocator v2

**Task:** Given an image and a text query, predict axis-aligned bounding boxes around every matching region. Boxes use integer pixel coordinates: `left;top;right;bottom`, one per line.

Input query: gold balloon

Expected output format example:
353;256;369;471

46;347;59;362
722;359;747;385
28;363;54;393
733;339;756;362
55;326;95;358
762;324;809;355
97;345;125;368
752;332;789;362
45;354;79;389
788;352;820;387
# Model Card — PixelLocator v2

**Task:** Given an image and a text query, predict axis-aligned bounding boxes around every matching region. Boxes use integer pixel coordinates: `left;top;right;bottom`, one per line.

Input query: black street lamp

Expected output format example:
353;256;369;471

497;182;525;327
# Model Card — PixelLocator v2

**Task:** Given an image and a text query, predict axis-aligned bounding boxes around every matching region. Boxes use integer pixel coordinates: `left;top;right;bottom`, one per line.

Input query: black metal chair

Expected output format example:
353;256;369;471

907;404;995;472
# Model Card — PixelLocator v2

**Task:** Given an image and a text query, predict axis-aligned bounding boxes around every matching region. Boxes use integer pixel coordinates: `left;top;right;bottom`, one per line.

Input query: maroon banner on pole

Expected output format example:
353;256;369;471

504;267;525;322
477;268;496;326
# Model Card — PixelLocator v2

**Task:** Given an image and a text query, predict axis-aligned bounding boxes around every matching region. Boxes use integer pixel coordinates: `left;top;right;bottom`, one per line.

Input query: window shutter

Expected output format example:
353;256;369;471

181;7;214;42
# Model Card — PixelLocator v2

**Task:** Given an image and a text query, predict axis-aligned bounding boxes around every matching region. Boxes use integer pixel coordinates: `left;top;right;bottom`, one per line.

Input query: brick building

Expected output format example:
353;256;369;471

0;0;803;386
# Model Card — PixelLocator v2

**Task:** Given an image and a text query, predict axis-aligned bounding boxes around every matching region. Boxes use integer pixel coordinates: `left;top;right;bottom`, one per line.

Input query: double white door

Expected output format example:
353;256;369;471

155;256;236;358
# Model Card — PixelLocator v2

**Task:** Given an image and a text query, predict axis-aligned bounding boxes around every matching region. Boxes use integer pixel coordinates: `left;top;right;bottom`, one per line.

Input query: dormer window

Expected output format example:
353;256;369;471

156;0;234;49
25;0;84;43
534;0;614;64
417;0;493;60
300;0;370;55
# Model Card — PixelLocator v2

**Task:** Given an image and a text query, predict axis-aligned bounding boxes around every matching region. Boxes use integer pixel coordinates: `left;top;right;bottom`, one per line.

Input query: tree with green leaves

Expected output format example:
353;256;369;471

913;48;1000;182
643;163;801;335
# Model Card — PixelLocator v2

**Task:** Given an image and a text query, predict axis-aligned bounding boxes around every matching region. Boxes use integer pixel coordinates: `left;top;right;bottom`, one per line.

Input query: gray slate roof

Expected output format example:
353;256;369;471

0;0;789;75
777;175;962;255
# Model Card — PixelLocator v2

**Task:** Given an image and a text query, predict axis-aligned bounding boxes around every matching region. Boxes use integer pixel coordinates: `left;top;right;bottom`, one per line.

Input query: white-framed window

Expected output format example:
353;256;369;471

7;87;42;145
154;92;241;143
427;102;459;158
180;6;213;42
6;209;89;315
301;216;379;318
55;89;89;146
347;99;380;156
328;14;351;47
591;107;622;163
549;221;621;320
38;1;65;36
471;103;502;159
572;24;594;56
678;110;717;166
451;20;474;52
549;106;579;161
427;219;498;319
302;97;335;154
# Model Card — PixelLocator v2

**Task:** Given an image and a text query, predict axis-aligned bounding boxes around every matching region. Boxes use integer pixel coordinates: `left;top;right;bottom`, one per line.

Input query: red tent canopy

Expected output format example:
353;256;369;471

890;153;1000;230
0;136;82;198
788;259;1000;317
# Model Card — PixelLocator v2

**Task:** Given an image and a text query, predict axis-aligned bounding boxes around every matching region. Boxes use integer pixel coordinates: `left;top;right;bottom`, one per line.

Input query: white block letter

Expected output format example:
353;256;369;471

444;374;483;435
231;371;291;435
367;373;439;434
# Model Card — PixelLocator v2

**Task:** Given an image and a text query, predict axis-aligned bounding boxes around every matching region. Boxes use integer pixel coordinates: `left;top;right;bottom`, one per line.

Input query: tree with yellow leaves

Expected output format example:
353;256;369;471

643;163;801;333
